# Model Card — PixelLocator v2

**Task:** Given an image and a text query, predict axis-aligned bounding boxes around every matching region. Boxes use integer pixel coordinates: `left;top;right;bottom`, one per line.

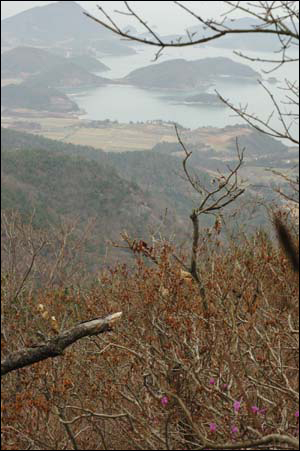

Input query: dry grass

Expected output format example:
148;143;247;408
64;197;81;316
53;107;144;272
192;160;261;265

2;113;257;152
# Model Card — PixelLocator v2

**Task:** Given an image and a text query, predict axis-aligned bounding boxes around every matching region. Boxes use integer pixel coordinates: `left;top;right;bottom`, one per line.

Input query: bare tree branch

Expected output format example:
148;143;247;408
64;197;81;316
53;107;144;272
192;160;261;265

216;82;299;144
85;1;299;46
175;125;245;310
1;312;122;376
84;0;298;64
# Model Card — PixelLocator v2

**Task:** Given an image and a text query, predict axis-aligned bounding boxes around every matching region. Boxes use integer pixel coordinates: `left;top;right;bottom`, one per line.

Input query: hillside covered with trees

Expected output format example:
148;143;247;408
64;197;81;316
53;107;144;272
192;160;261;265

2;128;184;269
122;57;261;90
1;46;110;78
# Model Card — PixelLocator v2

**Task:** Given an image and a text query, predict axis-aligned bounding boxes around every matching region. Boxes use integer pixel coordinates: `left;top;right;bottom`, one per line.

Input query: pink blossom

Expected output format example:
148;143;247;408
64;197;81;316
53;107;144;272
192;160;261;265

295;411;299;418
209;423;217;432
231;425;238;435
161;396;169;407
222;383;228;390
209;377;215;385
233;400;241;413
251;405;260;414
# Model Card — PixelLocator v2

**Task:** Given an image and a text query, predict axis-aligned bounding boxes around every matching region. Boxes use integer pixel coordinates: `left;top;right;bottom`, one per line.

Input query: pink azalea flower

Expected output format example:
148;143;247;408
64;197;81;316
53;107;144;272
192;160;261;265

161;396;169;407
231;425;238;435
251;405;260;414
209;423;217;432
233;400;241;413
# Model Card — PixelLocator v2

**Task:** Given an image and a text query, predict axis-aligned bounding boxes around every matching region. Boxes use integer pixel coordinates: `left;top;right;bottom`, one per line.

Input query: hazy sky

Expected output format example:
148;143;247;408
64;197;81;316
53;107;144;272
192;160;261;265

1;1;233;34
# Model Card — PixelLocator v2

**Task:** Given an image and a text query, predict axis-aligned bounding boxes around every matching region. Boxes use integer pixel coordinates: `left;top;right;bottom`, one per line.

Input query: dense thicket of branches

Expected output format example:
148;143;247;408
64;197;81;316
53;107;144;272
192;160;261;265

1;224;299;449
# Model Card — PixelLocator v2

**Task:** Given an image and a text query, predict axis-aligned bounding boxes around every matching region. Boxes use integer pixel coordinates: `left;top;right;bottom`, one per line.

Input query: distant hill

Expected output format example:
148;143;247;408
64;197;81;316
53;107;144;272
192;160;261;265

92;39;137;56
68;55;109;72
1;1;136;57
1;127;102;155
106;150;210;218
122;57;260;90
0;128;202;219
25;61;111;89
2;127;293;266
1;128;175;266
1;83;79;113
1;47;110;111
187;17;289;52
1;1;112;44
1;46;65;78
153;124;292;171
1;46;110;78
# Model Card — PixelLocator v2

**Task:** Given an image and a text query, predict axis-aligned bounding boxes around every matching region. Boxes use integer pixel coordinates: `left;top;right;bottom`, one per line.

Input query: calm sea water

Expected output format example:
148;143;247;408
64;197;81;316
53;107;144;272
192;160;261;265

71;45;299;139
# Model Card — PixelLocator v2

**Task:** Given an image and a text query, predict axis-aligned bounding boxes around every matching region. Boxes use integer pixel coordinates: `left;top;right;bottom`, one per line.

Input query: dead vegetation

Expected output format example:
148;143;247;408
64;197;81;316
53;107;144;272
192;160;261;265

1;207;299;449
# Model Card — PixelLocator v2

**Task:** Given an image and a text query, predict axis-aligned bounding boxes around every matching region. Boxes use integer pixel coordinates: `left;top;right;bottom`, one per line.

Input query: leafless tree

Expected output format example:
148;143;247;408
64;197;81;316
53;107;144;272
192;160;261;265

1;210;95;299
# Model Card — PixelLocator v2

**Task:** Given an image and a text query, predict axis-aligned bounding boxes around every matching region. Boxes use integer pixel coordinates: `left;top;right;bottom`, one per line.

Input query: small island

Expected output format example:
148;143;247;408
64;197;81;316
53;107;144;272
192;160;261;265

184;93;225;107
92;39;137;57
121;57;261;91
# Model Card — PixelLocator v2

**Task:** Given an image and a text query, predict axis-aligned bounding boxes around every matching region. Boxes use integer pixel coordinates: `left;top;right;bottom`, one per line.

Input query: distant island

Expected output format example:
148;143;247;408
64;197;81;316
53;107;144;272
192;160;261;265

1;47;111;88
26;61;111;90
92;39;137;57
1;46;113;113
121;57;261;90
183;93;225;106
1;83;79;113
267;76;278;84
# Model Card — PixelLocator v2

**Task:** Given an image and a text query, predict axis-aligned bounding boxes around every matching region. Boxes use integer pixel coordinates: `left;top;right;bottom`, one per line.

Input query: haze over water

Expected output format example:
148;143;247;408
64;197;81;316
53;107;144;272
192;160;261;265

72;44;299;138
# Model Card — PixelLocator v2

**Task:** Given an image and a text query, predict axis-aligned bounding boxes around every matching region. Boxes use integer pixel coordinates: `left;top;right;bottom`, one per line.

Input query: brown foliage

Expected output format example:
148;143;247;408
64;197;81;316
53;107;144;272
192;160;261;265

1;224;299;450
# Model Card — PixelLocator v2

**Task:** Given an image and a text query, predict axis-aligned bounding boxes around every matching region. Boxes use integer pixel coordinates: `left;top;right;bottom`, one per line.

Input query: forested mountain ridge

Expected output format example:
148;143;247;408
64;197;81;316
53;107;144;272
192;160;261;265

2;126;294;270
1;128;200;220
1;128;191;266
